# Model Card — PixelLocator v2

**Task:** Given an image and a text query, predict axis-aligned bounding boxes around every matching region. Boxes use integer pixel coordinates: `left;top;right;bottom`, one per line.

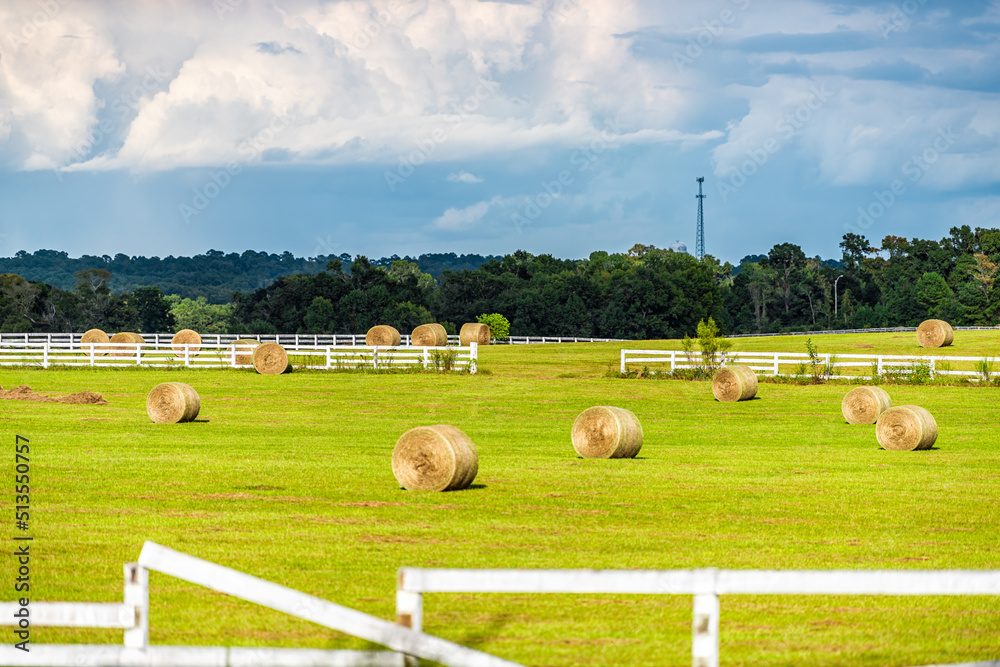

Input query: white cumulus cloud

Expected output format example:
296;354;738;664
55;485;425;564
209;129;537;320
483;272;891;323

432;195;508;230
447;170;484;183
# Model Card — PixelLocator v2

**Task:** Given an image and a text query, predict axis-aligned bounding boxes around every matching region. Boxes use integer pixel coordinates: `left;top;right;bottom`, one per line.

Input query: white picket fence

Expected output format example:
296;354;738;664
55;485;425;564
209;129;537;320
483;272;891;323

620;349;1000;381
397;568;1000;667
0;341;477;373
0;542;520;667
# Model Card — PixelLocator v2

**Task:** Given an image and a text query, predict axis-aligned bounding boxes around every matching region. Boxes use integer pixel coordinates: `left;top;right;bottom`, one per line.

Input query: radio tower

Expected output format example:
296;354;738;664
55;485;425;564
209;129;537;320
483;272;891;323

695;177;706;260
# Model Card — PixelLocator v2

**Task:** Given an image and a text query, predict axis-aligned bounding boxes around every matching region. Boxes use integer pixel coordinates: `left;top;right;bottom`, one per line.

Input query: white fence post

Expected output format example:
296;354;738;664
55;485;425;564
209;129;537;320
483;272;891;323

470;342;477;374
396;586;423;667
620;349;626;374
43;341;49;369
423;348;429;370
772;353;779;376
184;344;190;367
691;593;719;667
123;563;148;648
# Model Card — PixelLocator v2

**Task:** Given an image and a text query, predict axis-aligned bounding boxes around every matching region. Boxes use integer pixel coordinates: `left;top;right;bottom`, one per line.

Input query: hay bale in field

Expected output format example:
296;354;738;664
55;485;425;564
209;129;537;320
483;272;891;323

917;319;954;348
252;342;289;374
570;406;643;459
459;322;490;346
109;332;144;357
841;386;892;424
391;425;479;491
712;365;758;402
366;325;401;347
146;382;200;423
171;329;202;357
80;329;109;356
411;323;448;347
227;338;260;365
875;405;938;451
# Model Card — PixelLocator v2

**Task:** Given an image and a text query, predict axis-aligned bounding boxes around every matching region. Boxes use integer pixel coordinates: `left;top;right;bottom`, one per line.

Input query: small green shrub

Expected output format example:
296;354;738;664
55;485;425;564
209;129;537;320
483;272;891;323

476;313;510;341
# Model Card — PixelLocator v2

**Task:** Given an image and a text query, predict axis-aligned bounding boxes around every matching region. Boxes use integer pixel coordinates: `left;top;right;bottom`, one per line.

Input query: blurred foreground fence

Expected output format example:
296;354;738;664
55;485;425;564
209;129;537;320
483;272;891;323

621;349;1000;381
3;543;996;667
0;542;519;667
398;567;1000;667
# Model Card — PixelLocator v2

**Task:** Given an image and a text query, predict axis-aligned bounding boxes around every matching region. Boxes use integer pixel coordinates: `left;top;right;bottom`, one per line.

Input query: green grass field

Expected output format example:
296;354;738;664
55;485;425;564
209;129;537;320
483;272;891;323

2;332;999;666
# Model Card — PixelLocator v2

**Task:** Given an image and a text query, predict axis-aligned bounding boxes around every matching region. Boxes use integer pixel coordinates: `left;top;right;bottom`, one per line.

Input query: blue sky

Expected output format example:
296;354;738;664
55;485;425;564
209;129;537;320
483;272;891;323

0;0;998;264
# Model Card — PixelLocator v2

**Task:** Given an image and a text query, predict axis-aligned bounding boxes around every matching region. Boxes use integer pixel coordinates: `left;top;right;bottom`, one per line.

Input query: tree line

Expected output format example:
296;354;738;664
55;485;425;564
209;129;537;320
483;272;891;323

0;249;499;303
1;226;997;337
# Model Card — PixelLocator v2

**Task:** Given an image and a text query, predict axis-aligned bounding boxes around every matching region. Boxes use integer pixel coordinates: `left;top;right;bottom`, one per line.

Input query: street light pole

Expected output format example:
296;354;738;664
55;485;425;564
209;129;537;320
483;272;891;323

834;275;844;317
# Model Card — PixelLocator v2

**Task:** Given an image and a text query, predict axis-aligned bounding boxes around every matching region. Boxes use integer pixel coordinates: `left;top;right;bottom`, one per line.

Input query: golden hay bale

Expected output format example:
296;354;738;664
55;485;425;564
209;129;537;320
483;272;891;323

459;322;490;346
916;319;954;348
227;338;260;365
80;328;109;356
570;406;643;459
366;325;401;347
252;342;289;375
391;425;479;491
109;332;144;357
171;329;202;357
875;405;938;451
146;382;200;424
411;323;448;347
842;386;892;424
712;365;758;402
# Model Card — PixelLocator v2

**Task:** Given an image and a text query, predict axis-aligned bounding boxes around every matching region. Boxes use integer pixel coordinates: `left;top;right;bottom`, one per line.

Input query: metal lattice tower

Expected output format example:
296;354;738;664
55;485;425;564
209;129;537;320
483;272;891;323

695;177;706;260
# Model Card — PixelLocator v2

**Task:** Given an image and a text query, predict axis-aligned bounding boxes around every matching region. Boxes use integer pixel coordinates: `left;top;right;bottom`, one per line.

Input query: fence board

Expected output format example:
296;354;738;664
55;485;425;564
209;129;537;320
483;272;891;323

0;645;405;666
138;542;521;667
0;602;135;628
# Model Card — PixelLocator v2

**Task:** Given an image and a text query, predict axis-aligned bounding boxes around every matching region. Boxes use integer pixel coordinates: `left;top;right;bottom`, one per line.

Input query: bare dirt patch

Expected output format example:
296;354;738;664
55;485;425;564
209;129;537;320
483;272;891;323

0;385;107;405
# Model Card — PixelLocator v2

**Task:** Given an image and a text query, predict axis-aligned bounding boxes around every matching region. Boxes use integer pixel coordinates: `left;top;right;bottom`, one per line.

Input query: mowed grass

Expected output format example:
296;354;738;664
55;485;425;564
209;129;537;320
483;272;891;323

1;333;999;666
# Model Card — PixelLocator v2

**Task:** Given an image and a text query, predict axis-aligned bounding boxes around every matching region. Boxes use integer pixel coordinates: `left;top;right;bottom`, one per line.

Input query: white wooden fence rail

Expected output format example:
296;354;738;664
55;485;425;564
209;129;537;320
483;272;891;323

0;332;624;346
396;568;1000;667
0;542;522;667
620;349;1000;381
0;341;477;373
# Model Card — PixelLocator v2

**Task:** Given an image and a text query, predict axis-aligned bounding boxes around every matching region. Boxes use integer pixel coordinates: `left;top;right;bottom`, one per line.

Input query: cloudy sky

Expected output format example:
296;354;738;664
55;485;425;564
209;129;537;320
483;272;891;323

0;0;998;264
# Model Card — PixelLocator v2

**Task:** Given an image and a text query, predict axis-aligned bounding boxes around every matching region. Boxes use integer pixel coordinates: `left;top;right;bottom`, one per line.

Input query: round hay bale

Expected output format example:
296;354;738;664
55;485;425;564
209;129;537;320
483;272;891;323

876;405;938;451
570;406;643;459
227;338;260;365
841;386;892;424
366;325;401;347
146;382;200;424
459;322;491;346
391;425;479;491
80;328;109;356
411;323;448;347
916;319;954;348
712;365;758;402
171;329;202;357
109;332;143;357
252;342;289;375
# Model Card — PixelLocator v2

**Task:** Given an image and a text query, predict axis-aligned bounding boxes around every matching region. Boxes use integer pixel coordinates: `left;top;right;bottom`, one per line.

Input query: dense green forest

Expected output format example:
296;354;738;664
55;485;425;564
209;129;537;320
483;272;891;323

0;250;499;303
1;227;998;338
